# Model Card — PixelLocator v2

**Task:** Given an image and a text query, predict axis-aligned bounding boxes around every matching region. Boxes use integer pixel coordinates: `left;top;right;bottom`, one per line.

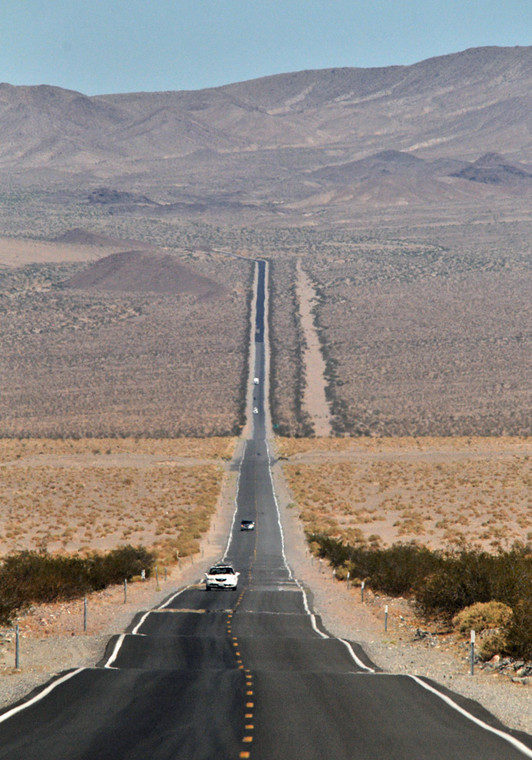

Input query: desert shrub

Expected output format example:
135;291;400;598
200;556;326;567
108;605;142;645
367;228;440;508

479;632;510;661
414;547;532;618
453;602;514;661
505;601;532;661
87;545;155;589
0;545;155;624
333;563;350;581
308;534;441;596
452;601;513;634
309;533;532;660
0;551;90;622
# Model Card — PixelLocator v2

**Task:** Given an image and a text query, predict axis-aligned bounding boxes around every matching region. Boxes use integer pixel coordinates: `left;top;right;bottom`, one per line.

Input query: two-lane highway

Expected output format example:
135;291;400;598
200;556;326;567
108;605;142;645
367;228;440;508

0;259;531;759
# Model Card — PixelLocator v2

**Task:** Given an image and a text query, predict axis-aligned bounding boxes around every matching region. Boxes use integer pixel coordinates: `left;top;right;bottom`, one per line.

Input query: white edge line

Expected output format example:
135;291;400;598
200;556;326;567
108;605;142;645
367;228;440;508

339;639;375;673
268;440;531;747
265;439;374;676
221;259;259;562
409;675;532;758
222;442;244;561
256;276;530;748
159;583;195;609
132;609;152;635
0;668;84;724
104;633;125;668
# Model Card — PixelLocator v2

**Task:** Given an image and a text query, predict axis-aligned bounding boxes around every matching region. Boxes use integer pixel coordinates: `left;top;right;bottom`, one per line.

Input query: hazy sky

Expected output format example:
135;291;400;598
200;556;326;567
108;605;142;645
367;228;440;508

1;0;531;95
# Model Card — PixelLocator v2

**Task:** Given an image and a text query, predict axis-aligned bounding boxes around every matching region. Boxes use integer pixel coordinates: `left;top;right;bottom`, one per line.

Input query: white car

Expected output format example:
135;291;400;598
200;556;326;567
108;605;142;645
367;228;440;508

205;565;240;590
253;406;259;414
253;377;259;385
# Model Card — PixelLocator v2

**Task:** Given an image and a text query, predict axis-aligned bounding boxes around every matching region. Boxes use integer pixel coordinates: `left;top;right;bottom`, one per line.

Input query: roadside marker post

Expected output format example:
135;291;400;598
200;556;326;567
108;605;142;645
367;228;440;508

155;566;160;591
15;625;20;670
83;596;88;632
384;605;389;632
361;580;365;603
124;578;128;604
470;630;475;675
346;571;350;589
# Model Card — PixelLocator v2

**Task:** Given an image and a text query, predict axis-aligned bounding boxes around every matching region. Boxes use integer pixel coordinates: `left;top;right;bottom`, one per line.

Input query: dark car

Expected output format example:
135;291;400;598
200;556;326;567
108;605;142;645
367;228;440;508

240;520;255;531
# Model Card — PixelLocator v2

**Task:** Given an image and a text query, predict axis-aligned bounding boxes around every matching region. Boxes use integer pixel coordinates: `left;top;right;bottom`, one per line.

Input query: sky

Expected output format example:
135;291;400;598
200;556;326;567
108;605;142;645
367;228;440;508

1;0;531;95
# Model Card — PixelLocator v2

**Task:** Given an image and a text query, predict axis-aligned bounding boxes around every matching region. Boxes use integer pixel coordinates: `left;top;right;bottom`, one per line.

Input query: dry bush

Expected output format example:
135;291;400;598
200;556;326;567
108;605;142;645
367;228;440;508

452;601;514;634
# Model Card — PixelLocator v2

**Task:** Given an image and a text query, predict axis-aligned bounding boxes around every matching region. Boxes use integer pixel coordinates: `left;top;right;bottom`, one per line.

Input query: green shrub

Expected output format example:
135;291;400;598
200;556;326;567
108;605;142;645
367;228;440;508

505;601;532;661
308;532;532;662
0;545;155;625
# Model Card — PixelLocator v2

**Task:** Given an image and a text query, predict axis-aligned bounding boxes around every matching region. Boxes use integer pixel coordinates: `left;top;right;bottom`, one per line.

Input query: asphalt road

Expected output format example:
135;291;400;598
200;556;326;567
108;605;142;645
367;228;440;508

0;260;531;759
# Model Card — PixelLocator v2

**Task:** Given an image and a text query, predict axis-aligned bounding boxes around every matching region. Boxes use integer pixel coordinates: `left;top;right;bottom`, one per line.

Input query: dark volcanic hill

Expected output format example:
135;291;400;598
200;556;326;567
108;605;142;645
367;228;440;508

0;46;531;220
62;250;222;298
451;152;532;186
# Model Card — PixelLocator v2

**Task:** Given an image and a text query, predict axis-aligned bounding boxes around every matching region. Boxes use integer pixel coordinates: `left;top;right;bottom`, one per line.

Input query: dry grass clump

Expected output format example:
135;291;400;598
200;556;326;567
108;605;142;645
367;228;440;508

453;601;513;635
280;436;532;551
0;436;236;462
0;438;233;558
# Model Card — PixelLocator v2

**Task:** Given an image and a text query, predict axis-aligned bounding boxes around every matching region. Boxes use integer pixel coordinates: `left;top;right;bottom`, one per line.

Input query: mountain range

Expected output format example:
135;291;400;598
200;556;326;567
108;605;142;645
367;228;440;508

1;45;532;224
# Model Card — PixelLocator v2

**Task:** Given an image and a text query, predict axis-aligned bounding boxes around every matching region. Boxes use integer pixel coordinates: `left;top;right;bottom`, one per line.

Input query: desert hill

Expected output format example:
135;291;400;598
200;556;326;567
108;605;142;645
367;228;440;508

1;46;531;221
61;250;222;298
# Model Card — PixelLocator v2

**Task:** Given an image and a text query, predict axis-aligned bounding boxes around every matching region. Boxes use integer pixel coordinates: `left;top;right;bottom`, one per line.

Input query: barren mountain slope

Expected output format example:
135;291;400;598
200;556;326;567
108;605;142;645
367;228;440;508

0;46;531;213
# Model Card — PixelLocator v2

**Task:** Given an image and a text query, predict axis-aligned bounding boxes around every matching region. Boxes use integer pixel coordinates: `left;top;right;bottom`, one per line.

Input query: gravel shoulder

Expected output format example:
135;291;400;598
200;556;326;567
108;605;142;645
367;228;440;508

1;439;530;739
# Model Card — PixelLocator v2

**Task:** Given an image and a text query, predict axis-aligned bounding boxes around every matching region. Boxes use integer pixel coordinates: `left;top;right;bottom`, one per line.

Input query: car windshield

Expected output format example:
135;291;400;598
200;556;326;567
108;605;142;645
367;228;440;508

209;567;233;575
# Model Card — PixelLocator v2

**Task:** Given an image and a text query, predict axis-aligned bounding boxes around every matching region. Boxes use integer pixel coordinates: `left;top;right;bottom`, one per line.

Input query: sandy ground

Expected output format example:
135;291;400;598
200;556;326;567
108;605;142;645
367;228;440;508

0;437;530;737
296;260;333;436
0;237;117;266
278;436;532;551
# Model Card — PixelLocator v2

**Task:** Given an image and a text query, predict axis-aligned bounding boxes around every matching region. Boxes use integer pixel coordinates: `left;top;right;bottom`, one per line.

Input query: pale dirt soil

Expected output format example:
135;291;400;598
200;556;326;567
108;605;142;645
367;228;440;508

0;436;530;737
296;260;333;436
277;436;532;551
0;437;236;558
0;237;110;267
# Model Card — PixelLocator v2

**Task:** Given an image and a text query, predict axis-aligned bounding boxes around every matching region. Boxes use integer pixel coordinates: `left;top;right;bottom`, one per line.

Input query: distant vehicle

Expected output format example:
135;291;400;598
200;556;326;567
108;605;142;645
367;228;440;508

204;565;239;590
253;406;259;414
253;377;259;385
240;520;255;531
